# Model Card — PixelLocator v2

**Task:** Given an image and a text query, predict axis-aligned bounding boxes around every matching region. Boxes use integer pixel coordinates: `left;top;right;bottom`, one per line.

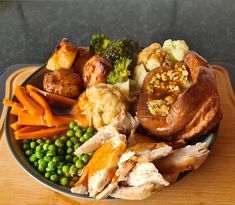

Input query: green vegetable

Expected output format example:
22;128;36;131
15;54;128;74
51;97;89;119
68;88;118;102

38;161;47;173
45;172;51;178
83;132;93;140
23;143;30;150
77;168;83;176
60;177;69;186
36;139;44;144
62;165;69;173
44;156;52;162
66;140;72;147
23;139;30;144
52;156;60;162
48;144;57;152
30;141;37;149
29;154;37;162
47;161;57;171
57;148;65;155
107;57;132;84
43;143;49;151
87;152;93;156
102;38;140;63
69;121;76;129
50;174;59;182
60;135;68;142
55;139;64;148
33;161;38;168
69;165;77;176
75;129;82;138
67;130;75;137
45;139;53;144
35;145;43;152
65;154;73;162
73;126;80;131
70;136;78;144
46;150;56;157
90;34;110;55
67;147;74;154
57;169;63;175
79;137;85;143
35;150;45;159
73;156;79;163
81;154;90;163
86;127;94;133
74;143;81;150
75;159;85;169
25;149;34;157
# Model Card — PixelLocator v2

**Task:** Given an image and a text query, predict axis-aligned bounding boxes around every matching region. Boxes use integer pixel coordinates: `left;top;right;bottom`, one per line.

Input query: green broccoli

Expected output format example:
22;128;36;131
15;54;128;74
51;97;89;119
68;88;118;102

89;34;110;55
107;58;132;84
102;38;140;63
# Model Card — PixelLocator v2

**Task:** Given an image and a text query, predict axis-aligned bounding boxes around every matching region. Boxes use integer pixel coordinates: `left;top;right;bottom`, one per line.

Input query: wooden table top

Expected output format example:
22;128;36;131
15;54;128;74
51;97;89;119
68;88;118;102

0;65;235;205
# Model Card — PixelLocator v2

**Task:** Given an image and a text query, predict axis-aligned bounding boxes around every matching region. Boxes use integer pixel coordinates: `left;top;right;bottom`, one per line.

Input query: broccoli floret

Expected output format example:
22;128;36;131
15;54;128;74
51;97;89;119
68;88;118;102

102;38;140;63
107;58;132;84
89;34;110;55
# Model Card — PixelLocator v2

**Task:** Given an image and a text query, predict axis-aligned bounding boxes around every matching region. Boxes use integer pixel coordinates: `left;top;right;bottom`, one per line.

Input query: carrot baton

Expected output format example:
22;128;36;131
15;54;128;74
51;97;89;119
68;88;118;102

14;86;44;116
15;126;68;140
18;110;47;126
10;121;23;131
10;103;24;115
2;98;15;107
14;125;44;135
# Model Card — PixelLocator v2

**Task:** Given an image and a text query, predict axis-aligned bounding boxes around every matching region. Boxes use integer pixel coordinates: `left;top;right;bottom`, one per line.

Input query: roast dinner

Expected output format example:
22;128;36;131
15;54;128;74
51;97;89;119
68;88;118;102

3;34;222;200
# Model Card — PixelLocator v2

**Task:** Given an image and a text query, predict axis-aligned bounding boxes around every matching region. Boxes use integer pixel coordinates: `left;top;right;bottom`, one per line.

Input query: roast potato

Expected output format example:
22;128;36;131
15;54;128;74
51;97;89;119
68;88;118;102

136;51;222;141
46;39;78;71
82;55;112;88
73;47;94;75
43;69;82;98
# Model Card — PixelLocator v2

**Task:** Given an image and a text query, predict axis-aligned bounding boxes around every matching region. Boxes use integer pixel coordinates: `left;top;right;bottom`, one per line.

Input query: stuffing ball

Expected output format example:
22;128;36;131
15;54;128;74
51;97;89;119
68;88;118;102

43;69;82;98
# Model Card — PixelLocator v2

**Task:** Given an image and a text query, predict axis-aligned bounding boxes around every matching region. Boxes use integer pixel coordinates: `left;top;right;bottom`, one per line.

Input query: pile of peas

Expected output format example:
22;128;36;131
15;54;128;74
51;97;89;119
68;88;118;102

22;122;95;187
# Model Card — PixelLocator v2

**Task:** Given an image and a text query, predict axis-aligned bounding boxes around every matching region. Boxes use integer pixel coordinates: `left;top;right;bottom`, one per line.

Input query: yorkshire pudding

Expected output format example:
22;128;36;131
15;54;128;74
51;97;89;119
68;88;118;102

136;51;222;141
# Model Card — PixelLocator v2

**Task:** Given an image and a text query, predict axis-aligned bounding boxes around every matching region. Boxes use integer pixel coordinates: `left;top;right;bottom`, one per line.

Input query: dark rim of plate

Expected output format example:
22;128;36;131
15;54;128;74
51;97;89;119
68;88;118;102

4;64;219;200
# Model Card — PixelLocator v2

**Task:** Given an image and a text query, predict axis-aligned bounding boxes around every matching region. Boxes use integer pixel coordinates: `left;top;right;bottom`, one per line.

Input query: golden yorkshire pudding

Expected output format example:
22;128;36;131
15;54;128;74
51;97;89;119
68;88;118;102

136;51;222;141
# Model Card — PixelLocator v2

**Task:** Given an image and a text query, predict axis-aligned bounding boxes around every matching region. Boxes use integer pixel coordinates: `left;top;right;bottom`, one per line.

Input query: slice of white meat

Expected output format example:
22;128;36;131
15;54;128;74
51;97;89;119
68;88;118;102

155;142;209;173
126;163;169;187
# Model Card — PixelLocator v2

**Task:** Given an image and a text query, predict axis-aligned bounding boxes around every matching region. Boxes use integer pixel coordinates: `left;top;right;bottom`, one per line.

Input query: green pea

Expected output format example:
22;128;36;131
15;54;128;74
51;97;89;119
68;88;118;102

69;121;77;129
82;128;87;134
25;149;34;157
36;139;44;144
73;126;80;131
46;150;56;157
65;154;73;162
48;144;57;152
86;127;94;133
77;168;83;176
50;174;59;182
62;165;69;173
35;145;43;152
23;143;30;151
83;132;93;140
73;156;79;163
70;136;79;144
60;135;68;142
67;147;74;154
30;141;37;149
47;161;56;171
66;140;72;147
64;172;71;178
23;139;30;144
45;172;51;179
75;159;84;169
42;143;49;151
55;139;64;148
75;129;82;137
36;150;45;159
33;161;39;168
81;154;90;163
69;165;77;176
44;156;52;162
29;154;37;162
60;177;69;186
57;148;65;155
52;156;60;162
57;169;63;176
67;130;75;137
87;152;93;156
79;137;85;143
57;162;63;169
74;143;81;150
38;161;47;173
46;139;53;144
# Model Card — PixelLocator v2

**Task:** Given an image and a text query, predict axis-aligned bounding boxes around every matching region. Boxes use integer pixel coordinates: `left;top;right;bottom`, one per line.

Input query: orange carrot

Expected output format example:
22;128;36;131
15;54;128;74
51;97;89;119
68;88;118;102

14;125;44;135
14;86;44;116
53;115;75;126
2;98;15;107
26;84;76;107
10;122;23;131
15;126;68;140
18;110;47;126
10;103;24;115
28;90;55;127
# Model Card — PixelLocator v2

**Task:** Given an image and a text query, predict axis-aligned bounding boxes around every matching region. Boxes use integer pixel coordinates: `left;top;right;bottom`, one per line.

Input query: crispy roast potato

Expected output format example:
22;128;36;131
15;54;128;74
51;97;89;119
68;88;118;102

43;69;82;98
46;39;78;71
82;55;113;88
137;51;222;141
73;47;94;75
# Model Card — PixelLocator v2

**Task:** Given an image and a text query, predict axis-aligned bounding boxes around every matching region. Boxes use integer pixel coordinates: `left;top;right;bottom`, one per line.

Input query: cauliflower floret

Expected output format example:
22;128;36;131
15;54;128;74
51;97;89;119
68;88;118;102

82;84;129;129
132;64;148;90
163;39;189;62
137;43;166;71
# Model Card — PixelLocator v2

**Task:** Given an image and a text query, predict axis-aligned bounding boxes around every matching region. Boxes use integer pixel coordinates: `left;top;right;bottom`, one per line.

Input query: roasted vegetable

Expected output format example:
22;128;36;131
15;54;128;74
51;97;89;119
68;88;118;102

43;69;82;98
107;58;132;84
102;38;140;63
46;39;78;71
89;34;110;55
82;55;113;88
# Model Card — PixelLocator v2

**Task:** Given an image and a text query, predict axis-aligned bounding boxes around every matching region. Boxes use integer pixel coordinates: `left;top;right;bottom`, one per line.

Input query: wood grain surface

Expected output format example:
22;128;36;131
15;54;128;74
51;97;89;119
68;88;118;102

0;65;235;205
